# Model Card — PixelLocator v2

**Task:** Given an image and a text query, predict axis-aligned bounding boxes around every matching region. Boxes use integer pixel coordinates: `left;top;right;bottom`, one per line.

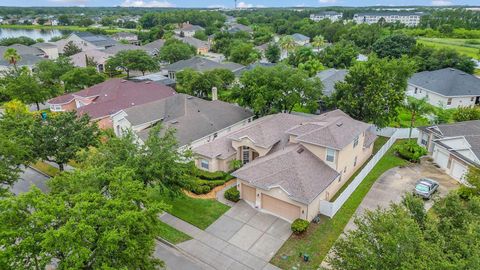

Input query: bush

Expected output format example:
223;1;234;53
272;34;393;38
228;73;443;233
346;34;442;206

224;186;240;202
394;141;427;162
196;179;226;189
291;219;309;234
452;106;480;122
194;169;226;180
191;185;211;195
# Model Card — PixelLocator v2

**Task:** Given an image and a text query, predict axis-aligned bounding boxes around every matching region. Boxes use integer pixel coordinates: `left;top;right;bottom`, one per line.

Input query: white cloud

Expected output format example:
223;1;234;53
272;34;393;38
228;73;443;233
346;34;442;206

208;4;226;8
120;0;174;7
49;0;88;4
318;0;337;3
236;2;265;8
431;0;452;5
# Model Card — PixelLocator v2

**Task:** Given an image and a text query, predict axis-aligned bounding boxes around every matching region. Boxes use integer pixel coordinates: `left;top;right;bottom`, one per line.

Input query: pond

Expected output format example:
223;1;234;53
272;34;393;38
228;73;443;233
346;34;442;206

0;28;72;42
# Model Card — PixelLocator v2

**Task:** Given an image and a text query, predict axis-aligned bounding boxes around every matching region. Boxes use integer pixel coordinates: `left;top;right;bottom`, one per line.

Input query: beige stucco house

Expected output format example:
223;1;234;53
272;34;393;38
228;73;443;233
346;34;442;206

193;110;377;222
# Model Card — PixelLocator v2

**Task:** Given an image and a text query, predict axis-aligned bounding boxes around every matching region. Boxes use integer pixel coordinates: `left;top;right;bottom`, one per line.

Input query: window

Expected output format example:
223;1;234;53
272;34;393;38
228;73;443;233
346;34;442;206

116;125;122;136
414;88;418;94
50;104;63;112
353;135;359;148
354;156;358;167
213;132;218;139
447;98;452;105
471;97;475;102
344;166;347;173
326;148;335;162
242;146;250;164
200;159;209;170
421;134;428;146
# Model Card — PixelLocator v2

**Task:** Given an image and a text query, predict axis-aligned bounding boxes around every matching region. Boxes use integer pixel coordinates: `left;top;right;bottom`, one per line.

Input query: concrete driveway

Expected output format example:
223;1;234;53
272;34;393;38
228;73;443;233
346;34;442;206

344;159;459;232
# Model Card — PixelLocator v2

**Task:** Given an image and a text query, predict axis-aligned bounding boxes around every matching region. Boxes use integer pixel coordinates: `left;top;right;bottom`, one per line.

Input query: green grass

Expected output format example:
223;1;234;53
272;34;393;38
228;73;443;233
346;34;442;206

390;106;431;128
158;194;230;230
417;38;480;60
330;136;389;202
158;221;192;244
30;161;60;177
475;69;480;76
271;140;408;269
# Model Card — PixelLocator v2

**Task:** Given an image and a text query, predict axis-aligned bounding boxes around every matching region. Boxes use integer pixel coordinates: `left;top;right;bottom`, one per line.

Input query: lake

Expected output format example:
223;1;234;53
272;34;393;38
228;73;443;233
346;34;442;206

0;28;71;41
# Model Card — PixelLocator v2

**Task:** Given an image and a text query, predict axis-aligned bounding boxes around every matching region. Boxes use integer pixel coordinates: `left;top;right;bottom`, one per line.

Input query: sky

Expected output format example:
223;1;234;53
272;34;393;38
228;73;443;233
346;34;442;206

0;0;478;8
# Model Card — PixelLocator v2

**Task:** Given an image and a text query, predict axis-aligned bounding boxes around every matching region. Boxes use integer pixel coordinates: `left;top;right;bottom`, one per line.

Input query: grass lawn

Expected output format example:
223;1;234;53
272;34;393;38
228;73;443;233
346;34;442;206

158;194;230;230
158;221;192;244
390;106;430;128
417;38;480;60
30;161;60;177
271;139;409;269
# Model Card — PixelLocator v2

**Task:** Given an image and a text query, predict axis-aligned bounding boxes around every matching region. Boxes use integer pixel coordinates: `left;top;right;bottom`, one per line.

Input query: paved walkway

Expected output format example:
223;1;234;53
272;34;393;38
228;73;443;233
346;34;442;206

160;202;289;270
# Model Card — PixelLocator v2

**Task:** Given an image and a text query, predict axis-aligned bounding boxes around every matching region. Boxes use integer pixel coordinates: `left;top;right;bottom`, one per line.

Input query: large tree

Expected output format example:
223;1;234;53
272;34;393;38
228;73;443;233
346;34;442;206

404;97;432;139
265;43;280;63
279;35;296;57
34;57;74;88
32;112;99;171
62;41;81;57
158;39;196;64
319;40;359;69
106;49;159;78
174;68;234;100
333;56;415;128
228;41;260;65
373;34;417;58
2;48;21;70
60;67;106;92
232;64;322;116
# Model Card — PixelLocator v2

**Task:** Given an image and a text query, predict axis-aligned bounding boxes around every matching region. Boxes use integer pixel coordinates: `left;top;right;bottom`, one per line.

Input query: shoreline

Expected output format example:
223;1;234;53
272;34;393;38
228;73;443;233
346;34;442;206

0;24;136;34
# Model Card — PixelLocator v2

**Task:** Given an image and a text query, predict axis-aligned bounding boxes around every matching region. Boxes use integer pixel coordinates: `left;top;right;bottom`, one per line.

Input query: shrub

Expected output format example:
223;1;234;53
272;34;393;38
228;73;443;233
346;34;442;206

224;186;240;202
453;106;480;122
291;219;309;234
194;169;226;180
191;185;211;195
196;179;226;189
394;141;427;162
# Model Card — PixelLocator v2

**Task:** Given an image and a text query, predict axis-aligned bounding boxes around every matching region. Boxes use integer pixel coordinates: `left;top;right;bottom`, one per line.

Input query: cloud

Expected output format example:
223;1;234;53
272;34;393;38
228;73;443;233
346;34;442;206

49;0;88;4
120;0;174;7
236;2;265;8
431;0;452;5
318;0;337;3
208;4;226;8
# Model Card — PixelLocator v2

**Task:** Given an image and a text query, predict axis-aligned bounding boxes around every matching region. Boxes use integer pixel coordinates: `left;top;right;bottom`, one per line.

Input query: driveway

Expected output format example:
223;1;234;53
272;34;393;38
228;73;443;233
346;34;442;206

160;201;290;270
10;166;50;195
344;159;459;232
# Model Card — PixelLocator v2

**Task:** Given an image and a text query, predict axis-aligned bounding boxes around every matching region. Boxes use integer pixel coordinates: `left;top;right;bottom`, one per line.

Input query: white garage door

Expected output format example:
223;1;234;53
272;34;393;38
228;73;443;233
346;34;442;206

451;160;467;181
261;194;301;222
434;149;449;169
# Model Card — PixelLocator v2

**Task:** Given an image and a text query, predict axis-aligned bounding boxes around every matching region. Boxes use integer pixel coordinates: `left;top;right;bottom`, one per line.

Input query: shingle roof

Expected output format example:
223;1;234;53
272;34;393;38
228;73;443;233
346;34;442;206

232;145;340;204
73;32;118;48
409;68;480;97
0;44;44;56
48;79;176;119
0;53;44;67
143;39;165;50
176;23;204;32
316;68;347;96
292;33;310;42
419;120;480;138
103;44;149;54
174;36;209;49
165;56;244;73
234;62;276;77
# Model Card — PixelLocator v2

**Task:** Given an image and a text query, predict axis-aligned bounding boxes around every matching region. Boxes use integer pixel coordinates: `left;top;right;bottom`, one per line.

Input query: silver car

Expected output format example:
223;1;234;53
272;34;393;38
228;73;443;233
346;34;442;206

414;178;439;199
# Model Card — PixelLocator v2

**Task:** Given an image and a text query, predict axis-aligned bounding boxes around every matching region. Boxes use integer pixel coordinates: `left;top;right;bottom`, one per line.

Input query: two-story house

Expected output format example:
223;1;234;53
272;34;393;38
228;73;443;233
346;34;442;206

173;22;204;37
407;68;480;108
193;110;376;221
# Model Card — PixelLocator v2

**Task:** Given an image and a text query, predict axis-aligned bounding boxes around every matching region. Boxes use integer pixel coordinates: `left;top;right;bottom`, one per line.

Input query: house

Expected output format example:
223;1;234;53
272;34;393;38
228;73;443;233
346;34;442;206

174;36;210;54
46;79;176;129
291;33;310;46
353;12;423;27
316;69;347;97
111;32;139;45
309;11;343;22
111;93;253;148
234;62;276;78
103;44;151;55
32;42;59;59
227;23;253;34
164;56;244;81
142;39;165;56
418;120;480;182
53;32;118;53
69;49;111;72
0;54;44;72
131;72;176;88
193;110;376;221
0;44;45;58
174;22;204;37
407;68;480;108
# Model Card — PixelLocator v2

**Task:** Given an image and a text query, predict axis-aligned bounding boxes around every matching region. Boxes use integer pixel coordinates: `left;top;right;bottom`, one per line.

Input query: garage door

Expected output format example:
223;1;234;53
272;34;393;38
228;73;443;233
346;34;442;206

451;160;467;181
242;184;256;203
261;194;301;221
434;148;449;169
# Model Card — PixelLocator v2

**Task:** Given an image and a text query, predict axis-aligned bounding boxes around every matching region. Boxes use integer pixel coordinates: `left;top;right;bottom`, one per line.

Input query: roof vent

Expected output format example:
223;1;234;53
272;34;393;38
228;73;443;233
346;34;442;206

297;148;304;154
145;81;151;84
121;80;127;83
187;96;193;99
171;120;178;124
336;122;343;127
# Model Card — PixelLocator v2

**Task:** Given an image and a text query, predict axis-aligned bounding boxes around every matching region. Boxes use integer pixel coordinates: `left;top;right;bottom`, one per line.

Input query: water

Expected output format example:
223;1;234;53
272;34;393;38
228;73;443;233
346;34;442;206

0;28;71;42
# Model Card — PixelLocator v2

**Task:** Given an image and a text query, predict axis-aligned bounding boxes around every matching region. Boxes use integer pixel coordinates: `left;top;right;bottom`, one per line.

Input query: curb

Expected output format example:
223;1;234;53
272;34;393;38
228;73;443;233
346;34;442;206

27;165;52;178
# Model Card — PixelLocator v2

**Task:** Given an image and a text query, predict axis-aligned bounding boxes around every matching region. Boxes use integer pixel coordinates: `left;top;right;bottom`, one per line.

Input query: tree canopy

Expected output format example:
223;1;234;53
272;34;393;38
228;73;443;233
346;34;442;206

176;68;235;99
60;67;106;92
372;34;417;58
106;49;159;78
158;39;196;64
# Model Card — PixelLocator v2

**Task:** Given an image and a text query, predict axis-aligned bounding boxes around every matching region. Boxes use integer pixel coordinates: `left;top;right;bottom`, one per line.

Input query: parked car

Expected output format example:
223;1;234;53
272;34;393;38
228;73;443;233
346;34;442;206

414;178;439;199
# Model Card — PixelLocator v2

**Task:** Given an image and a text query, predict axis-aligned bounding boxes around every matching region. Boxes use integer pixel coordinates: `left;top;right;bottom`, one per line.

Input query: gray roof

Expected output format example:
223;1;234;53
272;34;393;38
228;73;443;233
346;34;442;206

234;62;276;77
316;68;347;96
0;44;44;56
143;39;165;50
32;42;57;49
125;94;253;146
409;68;480;97
232;144;340;204
292;33;310;42
132;72;176;87
355;12;423;16
228;23;253;33
0;53;44;67
103;44;149;54
419;120;480;138
73;32;117;48
165;57;244;73
313;11;342;16
174;36;209;49
176;23;204;32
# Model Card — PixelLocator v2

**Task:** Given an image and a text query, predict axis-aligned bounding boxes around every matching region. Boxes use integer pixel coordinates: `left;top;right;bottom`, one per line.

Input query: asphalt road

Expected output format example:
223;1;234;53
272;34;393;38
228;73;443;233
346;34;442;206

10;166;50;195
154;241;211;270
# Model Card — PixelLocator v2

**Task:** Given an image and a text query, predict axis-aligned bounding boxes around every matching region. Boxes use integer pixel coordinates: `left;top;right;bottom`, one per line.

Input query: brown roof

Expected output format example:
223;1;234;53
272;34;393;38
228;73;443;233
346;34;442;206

232;145;340;204
48;79;176;119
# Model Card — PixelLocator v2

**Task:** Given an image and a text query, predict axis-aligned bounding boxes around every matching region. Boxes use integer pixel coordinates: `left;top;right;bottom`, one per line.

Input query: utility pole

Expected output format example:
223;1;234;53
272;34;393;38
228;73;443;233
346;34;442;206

234;0;237;9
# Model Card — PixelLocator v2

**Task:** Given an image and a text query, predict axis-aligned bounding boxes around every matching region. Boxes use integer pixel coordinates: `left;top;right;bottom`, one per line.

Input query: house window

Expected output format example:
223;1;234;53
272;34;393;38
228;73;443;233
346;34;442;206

421;134;428;146
414;87;418;94
116;125;122;136
200;159;209;170
344;166;347;173
471;97;475;102
447;98;452;105
354;156;358;167
50;104;63;112
326;148;335;162
213;132;218;139
242;146;250;164
353;135;359;148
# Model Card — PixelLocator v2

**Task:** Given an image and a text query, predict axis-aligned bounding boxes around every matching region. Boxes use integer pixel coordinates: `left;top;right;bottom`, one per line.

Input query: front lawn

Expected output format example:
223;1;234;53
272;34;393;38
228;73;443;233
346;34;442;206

271;140;408;269
158;194;230;230
158;221;191;244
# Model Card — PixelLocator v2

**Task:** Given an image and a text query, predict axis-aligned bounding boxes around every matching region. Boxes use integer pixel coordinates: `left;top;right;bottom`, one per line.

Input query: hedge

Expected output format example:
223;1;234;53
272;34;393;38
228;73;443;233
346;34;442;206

224;186;240;202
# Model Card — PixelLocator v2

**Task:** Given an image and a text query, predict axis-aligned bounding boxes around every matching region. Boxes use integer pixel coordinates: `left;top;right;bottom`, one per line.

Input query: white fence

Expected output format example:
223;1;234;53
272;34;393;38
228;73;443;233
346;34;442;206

375;127;419;138
319;133;399;218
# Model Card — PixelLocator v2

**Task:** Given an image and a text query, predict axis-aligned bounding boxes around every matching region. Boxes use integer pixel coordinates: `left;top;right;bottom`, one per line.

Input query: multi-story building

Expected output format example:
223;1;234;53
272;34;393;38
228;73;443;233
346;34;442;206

353;12;423;26
309;11;343;22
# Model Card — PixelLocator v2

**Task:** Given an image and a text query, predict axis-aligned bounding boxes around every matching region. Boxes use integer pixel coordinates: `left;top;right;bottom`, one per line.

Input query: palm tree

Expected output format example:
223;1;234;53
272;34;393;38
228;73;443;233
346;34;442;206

405;97;431;139
3;48;21;70
312;35;325;51
279;35;296;58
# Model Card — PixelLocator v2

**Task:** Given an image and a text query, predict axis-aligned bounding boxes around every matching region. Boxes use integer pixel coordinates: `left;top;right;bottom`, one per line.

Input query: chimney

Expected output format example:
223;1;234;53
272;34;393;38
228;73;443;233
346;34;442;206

212;87;218;101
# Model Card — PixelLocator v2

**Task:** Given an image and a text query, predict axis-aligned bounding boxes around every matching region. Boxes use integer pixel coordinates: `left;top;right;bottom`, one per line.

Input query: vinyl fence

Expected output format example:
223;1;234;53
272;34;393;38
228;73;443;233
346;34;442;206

375;127;419;139
319;132;400;218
